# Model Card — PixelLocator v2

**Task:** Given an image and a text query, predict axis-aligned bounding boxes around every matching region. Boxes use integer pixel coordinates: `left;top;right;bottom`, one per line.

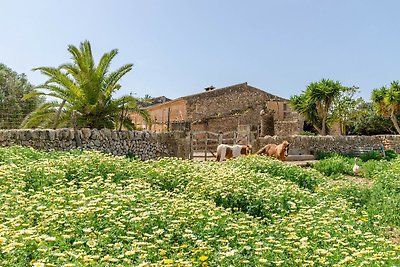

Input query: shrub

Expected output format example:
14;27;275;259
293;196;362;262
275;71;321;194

359;150;383;161
315;151;339;160
312;155;354;177
384;149;397;160
231;156;323;192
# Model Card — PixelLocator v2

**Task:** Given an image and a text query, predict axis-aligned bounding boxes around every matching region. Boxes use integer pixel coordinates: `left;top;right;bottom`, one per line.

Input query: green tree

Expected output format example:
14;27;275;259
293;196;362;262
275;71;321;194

290;79;344;135
371;81;400;134
347;102;395;135
331;86;363;135
0;63;44;129
22;40;151;129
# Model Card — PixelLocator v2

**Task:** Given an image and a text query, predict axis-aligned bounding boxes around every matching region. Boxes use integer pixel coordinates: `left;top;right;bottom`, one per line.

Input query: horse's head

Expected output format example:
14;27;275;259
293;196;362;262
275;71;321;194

246;144;252;155
282;141;289;157
240;144;252;155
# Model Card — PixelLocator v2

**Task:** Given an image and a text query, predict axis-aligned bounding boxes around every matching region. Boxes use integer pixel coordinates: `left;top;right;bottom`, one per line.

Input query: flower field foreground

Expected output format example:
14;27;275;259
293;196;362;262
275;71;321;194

0;147;399;266
310;153;400;228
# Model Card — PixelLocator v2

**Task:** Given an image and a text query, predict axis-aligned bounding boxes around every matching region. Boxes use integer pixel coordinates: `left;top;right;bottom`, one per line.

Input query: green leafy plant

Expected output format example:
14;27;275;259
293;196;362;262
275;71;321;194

0;147;399;266
359;150;383;161
312;155;354;177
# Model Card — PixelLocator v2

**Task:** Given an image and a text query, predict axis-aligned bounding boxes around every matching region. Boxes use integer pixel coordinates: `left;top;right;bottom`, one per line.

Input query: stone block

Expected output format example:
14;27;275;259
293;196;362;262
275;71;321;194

81;128;91;140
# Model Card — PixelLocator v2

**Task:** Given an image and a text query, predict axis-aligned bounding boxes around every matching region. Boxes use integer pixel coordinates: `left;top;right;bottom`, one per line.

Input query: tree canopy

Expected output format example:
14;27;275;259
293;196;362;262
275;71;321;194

371;81;400;134
347;102;395;135
0;64;44;129
290;79;344;135
331;86;363;135
22;40;150;129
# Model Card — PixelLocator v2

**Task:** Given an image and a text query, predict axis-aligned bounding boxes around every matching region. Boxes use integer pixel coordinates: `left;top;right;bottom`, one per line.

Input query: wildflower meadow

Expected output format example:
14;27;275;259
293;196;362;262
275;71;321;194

0;146;399;266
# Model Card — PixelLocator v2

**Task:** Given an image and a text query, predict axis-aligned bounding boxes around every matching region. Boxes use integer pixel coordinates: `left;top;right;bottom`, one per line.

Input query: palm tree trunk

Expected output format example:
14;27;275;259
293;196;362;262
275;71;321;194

71;110;82;149
321;116;326;135
390;110;400;134
119;97;125;131
313;125;322;135
341;122;346;136
53;99;66;129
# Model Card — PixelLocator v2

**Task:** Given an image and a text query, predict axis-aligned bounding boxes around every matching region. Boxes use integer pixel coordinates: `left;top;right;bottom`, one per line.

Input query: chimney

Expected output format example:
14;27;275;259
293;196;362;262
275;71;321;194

204;85;215;92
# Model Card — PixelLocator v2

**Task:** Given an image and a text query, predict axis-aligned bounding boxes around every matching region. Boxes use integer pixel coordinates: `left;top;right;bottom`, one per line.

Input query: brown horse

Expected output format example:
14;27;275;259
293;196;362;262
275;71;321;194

255;141;289;161
216;144;252;162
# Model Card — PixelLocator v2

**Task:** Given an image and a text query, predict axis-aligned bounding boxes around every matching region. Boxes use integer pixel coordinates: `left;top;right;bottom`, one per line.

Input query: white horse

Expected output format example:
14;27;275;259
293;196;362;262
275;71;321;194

216;144;252;162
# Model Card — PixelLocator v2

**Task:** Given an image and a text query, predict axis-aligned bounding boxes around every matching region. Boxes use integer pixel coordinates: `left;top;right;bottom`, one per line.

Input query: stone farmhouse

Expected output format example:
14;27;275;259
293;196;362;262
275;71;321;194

130;82;303;136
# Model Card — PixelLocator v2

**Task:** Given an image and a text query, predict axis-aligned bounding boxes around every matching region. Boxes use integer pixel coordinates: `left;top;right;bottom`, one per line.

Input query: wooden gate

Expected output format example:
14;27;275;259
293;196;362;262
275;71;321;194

189;130;251;161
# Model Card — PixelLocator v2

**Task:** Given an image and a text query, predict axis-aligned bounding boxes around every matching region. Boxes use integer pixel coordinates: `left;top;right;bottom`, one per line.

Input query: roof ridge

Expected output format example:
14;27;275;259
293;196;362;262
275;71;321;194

181;82;248;99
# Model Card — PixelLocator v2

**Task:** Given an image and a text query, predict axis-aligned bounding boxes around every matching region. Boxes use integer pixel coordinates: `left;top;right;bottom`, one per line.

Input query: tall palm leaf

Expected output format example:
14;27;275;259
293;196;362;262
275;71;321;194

22;40;150;129
290;94;322;134
372;82;400;134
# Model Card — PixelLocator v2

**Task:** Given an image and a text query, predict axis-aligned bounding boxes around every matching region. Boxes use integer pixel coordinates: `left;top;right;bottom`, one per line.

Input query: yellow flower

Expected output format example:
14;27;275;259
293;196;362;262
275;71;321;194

114;242;123;249
353;250;368;257
86;240;96;248
125;250;136;256
45;236;56;241
199;255;208;262
342;256;354;264
163;259;174;264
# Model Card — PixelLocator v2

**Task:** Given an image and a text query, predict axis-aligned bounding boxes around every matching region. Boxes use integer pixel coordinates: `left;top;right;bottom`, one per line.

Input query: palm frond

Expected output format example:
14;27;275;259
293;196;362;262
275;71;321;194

28;40;135;129
20;102;60;128
21;91;47;101
103;64;133;94
96;49;118;80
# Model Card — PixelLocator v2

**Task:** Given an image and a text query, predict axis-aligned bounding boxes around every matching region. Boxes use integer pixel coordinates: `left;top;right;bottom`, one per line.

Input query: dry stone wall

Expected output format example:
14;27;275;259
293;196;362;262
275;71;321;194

1;128;399;159
254;135;400;155
0;128;184;160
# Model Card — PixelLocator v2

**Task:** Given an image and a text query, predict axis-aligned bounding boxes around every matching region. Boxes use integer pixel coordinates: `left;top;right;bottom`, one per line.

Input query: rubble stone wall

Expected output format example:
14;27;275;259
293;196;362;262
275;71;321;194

0;128;186;160
1;129;399;159
254;135;400;155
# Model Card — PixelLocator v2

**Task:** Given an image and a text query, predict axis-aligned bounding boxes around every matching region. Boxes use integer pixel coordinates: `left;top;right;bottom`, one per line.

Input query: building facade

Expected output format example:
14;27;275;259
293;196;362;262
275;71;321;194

131;82;303;136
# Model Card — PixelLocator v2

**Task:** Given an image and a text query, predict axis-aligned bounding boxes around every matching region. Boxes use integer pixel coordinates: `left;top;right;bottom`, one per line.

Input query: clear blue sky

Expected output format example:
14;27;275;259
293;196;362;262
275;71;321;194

2;0;400;101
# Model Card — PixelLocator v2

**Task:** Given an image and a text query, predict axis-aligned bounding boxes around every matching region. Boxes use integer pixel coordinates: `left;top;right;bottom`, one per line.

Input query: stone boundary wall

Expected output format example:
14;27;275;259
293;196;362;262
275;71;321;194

0;128;187;160
0;129;399;159
254;135;400;155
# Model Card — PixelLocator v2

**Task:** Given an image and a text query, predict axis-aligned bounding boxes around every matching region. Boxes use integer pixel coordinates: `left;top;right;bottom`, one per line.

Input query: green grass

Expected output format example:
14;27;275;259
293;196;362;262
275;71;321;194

310;152;400;229
0;146;399;266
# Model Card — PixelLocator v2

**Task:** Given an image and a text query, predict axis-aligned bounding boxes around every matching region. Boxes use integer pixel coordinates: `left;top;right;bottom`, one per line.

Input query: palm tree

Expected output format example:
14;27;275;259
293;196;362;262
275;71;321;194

22;40;151;129
290;79;343;135
371;81;400;134
290;94;322;134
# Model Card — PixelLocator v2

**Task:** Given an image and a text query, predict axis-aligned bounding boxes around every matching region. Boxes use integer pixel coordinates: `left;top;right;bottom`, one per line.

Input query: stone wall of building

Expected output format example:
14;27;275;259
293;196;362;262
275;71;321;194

184;83;272;122
185;83;302;135
274;120;304;136
254;135;400;155
0;128;186;160
191;110;262;134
